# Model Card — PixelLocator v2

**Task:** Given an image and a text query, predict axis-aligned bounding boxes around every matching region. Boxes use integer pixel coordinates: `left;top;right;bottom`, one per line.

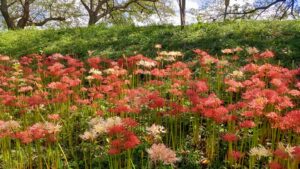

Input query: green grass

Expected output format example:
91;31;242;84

0;20;299;66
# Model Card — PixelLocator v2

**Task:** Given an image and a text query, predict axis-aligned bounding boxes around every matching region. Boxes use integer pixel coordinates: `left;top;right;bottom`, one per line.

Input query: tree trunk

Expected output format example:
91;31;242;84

224;0;230;21
178;0;186;29
88;13;98;25
17;0;30;28
0;0;15;29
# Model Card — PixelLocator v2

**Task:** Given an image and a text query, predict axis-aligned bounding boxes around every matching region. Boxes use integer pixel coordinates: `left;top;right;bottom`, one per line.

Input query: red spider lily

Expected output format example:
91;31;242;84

61;76;81;87
248;96;268;111
172;80;185;88
14;122;61;144
29;123;47;139
64;56;84;68
242;78;265;89
0;94;16;106
222;133;238;142
69;105;78;111
199;54;218;67
18;86;33;93
186;90;201;105
175;68;192;79
232;55;239;61
168;88;183;96
49;53;64;60
258;50;275;59
262;89;279;104
275;96;294;110
111;139;122;147
265;112;281;125
167;62;190;74
166;62;192;79
107;122;140;155
239;120;256;129
25;93;48;107
296;82;300;89
108;125;126;135
63;67;82;77
146;80;165;86
0;55;10;61
118;54;152;69
227;102;247;112
109;139;122;155
48;82;69;90
108;148;121;155
226;115;238;122
109;104;131;115
96;110;104;116
193;49;209;56
0;120;20;138
75;98;91;105
47;62;65;76
277;110;300;133
48;114;60;121
165;102;188;116
268;161;283;169
225;79;244;93
14;130;33;144
188;91;228;123
255;64;295;82
145;92;165;109
241;111;255;118
228;150;244;161
151;68;167;77
134;69;147;75
49;90;73;104
189;80;209;93
273;149;289;159
222;48;234;54
87;57;101;69
292;146;300;161
123;88;149;111
288;89;300;96
19;56;33;65
108;132;140;154
147;143;179;165
211;106;230;123
241;87;293;112
202;94;223;108
271;78;284;87
98;85;113;94
122;118;139;127
123;132;140;149
276;86;290;95
0;67;11;77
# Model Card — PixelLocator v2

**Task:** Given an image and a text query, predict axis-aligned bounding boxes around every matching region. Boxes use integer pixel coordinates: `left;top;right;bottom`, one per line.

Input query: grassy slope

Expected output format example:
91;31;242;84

0;20;299;66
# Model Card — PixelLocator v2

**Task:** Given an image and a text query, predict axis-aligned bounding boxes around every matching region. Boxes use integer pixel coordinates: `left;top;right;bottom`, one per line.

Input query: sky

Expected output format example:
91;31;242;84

168;0;256;25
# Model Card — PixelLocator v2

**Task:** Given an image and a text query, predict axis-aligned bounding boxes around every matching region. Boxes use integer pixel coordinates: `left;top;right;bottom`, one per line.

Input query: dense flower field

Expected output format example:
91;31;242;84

0;47;299;169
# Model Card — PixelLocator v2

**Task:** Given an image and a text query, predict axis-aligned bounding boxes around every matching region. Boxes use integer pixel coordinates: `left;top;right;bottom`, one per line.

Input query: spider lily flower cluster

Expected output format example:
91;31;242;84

0;47;299;169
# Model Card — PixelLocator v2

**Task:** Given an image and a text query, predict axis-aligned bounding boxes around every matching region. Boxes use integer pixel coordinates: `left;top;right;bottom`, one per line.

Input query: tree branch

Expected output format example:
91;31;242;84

32;17;65;26
80;0;91;12
153;1;162;21
7;0;17;7
94;0;106;14
227;0;286;15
